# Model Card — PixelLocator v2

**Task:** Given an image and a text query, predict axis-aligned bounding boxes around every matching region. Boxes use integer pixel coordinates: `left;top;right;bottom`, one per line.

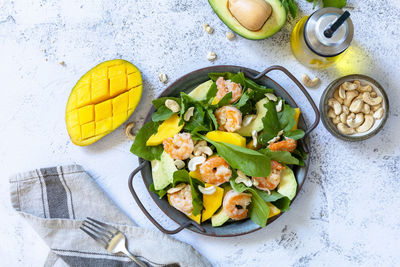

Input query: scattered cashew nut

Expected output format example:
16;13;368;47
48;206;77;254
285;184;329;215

124;122;135;140
167;183;186;194
198;185;216;195
302;74;320;88
184;107;194;121
174;160;185;169
188;156;206;171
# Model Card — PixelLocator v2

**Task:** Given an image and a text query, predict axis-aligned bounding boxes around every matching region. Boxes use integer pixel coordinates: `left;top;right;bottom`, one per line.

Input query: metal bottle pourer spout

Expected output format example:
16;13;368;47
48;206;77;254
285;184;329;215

324;11;351;38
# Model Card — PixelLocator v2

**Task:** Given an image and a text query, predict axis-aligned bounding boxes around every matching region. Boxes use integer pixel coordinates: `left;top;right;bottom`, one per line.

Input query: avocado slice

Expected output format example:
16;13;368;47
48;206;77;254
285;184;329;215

211;208;231;227
277;167;297;200
208;0;286;40
188;80;213;101
236;97;269;136
151;151;177;190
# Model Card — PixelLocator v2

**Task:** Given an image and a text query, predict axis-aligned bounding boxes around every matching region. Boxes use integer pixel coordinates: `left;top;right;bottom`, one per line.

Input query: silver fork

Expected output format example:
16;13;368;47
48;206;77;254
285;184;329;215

80;217;148;267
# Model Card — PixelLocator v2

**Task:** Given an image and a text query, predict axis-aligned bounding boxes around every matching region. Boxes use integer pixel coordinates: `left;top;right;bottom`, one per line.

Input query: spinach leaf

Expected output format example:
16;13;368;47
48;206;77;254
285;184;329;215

253;188;288;202
201;135;271;177
245;78;274;95
272;197;291;212
259;101;281;144
217;92;232;107
322;0;346;8
205;108;219;130
247;188;270;227
229;178;270;227
173;170;204;215
278;102;296;132
284;129;305;140
205;82;218;103
292;144;307;166
152;97;181;109
130;121;163;161
149;183;169;199
281;0;298;18
151;105;174;122
258;148;300;165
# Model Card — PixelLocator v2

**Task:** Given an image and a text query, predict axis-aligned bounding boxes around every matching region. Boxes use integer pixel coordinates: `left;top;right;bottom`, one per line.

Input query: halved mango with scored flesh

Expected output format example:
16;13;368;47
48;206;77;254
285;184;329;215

168;194;201;224
205;130;246;147
65;59;142;146
201;184;224;222
146;114;184;146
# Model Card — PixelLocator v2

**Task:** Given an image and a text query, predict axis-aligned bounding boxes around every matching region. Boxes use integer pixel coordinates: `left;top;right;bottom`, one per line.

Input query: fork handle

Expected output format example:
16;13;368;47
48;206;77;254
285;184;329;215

121;248;148;267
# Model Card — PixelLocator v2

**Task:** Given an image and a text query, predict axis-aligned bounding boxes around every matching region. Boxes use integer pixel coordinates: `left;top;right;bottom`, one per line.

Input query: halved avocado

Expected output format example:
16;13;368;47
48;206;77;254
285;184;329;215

208;0;286;40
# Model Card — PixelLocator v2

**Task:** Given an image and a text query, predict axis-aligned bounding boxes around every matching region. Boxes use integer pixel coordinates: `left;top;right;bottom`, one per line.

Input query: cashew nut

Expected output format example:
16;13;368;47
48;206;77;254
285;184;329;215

362;103;370;114
334;89;344;104
226;31;236;40
184;106;194;121
275;100;283;112
371;103;383;112
302;74;320;88
332;116;340;124
198;185;216;195
341;81;358;91
349;99;364;113
124;122;135;140
165;99;180;113
194;146;213;157
158;73;168;84
362;92;382;106
235;170;253;187
328;98;342;115
203;23;214;34
167;183;186;194
358;84;372;93
251;129;258;147
348;113;355;119
339;113;347;124
342;105;350;115
344;90;359;106
338;87;346;99
356;115;374;133
328;108;336;119
347;113;364;128
188;156;206;171
370;91;377;97
207;51;217;61
265;93;278;102
174;160;185;169
242;114;256;127
337;123;356;135
373;107;384;119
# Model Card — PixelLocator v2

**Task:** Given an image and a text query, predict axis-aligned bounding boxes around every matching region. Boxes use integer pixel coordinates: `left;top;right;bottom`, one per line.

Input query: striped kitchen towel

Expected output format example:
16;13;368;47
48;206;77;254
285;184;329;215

9;164;211;267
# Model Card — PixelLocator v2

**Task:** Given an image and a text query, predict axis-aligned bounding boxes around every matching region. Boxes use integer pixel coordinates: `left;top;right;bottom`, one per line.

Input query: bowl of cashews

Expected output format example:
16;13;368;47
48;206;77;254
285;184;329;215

320;74;389;141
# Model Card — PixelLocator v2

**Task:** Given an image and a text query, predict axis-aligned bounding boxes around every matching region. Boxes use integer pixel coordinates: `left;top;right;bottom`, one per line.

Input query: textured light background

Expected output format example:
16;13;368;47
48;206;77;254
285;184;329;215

0;0;399;266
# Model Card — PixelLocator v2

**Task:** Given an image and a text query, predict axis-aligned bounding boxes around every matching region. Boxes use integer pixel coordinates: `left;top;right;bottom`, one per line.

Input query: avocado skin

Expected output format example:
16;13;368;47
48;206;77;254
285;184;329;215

208;0;287;40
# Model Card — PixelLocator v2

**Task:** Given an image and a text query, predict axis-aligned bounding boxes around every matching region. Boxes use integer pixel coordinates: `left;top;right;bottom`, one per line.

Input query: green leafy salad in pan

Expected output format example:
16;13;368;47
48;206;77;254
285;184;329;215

131;72;306;227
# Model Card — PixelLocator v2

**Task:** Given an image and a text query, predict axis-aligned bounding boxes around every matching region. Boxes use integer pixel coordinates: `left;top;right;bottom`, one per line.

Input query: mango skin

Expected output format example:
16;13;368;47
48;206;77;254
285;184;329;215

205;131;246;147
201;184;224;222
146;114;184;146
65;59;142;146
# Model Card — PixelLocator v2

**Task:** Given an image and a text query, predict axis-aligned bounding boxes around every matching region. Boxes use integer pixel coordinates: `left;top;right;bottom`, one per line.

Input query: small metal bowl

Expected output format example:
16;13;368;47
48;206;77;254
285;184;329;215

320;74;389;141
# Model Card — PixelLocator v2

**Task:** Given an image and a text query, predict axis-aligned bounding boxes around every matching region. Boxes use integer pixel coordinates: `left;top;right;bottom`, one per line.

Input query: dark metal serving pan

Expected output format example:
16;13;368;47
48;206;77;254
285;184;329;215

128;65;319;237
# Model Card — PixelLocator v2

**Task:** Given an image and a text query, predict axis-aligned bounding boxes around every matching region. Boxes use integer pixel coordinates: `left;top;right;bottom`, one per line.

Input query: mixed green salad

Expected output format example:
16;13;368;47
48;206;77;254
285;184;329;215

131;72;306;227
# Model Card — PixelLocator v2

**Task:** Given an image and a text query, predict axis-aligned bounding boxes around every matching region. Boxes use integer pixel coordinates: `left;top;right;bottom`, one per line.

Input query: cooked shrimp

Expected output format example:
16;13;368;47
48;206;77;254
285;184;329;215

252;160;285;191
163;133;194;160
169;184;193;215
268;138;297;153
215;106;242;132
200;156;232;186
223;190;252;220
216;77;242;103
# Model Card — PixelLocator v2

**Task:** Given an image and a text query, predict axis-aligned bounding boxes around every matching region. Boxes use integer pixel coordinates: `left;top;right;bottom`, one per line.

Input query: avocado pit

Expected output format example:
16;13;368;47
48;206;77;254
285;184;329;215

228;0;272;31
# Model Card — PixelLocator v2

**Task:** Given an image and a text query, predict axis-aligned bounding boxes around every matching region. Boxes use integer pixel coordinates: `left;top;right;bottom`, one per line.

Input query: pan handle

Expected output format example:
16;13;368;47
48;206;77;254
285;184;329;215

246;65;320;136
128;162;205;234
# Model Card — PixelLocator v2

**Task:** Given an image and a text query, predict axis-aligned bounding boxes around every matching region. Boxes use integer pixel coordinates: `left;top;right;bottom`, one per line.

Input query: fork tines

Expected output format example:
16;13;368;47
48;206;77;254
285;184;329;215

80;217;118;247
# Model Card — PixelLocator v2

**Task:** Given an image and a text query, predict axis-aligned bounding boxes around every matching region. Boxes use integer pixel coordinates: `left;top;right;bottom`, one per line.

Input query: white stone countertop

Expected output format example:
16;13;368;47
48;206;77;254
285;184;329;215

1;0;399;266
